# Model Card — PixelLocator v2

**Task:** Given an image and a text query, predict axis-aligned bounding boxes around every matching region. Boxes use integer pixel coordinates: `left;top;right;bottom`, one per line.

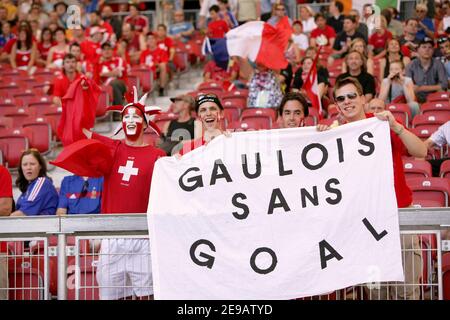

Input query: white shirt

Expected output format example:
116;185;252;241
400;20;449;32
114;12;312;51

430;121;450;147
301;17;317;34
292;34;309;51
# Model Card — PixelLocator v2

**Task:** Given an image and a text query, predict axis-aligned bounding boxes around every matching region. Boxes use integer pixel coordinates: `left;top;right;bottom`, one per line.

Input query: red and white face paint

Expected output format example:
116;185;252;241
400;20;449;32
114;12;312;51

122;106;144;141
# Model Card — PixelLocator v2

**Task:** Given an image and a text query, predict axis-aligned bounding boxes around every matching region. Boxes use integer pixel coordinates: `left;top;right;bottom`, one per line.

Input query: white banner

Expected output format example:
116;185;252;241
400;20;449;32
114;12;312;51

147;118;404;300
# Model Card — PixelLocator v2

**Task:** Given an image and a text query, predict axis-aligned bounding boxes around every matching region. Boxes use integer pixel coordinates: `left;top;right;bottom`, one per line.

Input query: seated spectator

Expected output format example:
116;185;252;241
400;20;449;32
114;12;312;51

336;50;376;101
292;56;329;99
56;176;103;215
379;60;419;117
207;5;229;39
291;20;308;51
54;1;68;28
379;38;411;81
52;54;82;107
405;37;448;103
87;11;116;46
80;26;103;71
203;57;239;83
36;27;53;67
400;19;421;59
342;38;374;75
156;24;176;85
11;149;58;216
10;22;37;73
101;5;122;40
0;164;12;216
247;63;283;108
69;26;86;45
123;3;149;34
349;9;368;43
218;0;238;29
437;1;450;34
277;92;309;128
298;5;316;34
169;10;195;43
46;27;68;69
285;37;301;68
0;21;15;49
267;3;292;27
366;98;386;114
415;3;435;41
69;42;89;75
310;13;336;48
330;15;365;62
96;42;128;105
28;2;49;30
121;23;142;65
382;8;403;39
368;15;392;59
140;32;169;95
437;35;450;84
326;0;344;34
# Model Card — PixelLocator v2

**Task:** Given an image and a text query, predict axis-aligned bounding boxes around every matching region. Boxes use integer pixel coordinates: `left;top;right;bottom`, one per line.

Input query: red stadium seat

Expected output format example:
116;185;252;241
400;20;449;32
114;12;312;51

0;131;29;169
443;252;450;300
153;112;178;132
221;91;248;107
420;101;450;119
441;160;450;179
129;67;153;93
3;109;33;128
411;199;444;208
43;105;63;140
67;255;99;300
409;127;436;139
412;114;448;132
143;130;160;147
227;119;263;131
0;96;19;108
0;81;21;97
13;90;36;107
222;100;245;122
127;74;140;94
407;177;450;207
22;122;52;155
402;159;432;178
241;108;277;127
96;89;110;118
8;256;46;300
426;91;450;102
387;103;412;127
197;81;223;94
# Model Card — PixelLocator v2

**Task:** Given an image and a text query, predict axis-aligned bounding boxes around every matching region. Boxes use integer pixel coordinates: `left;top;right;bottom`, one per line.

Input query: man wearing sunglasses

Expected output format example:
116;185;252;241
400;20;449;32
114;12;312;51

324;76;427;299
415;3;434;41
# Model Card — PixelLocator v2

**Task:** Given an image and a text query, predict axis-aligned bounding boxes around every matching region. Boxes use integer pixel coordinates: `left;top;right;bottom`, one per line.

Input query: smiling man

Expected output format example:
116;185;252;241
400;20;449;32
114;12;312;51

277;92;309;129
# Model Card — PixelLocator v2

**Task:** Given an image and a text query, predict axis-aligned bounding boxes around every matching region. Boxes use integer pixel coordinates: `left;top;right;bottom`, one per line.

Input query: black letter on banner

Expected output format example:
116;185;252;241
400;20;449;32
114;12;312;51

268;188;291;214
362;218;388;241
358;132;375;156
325;178;342;205
242;153;261;179
337;138;344;163
301;186;319;208
277;150;292;176
190;239;216;269
250;247;277;275
210;159;233;185
301;143;328;170
232;193;249;220
179;167;204;192
319;240;343;269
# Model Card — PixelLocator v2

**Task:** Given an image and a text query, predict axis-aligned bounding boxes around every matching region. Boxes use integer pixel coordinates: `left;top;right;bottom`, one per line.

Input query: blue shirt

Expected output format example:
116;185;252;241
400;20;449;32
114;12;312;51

16;177;58;216
0;34;15;48
169;21;194;42
58;176;103;214
416;18;434;41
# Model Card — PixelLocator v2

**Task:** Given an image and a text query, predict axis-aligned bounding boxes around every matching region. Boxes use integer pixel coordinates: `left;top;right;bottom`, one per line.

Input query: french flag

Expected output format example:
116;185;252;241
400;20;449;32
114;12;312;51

203;17;292;70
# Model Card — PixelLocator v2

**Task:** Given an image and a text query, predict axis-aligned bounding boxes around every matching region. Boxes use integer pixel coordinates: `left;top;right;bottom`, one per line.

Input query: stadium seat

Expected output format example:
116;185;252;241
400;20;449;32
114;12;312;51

407;177;450;207
443;252;450;300
411;199;444;208
409;127;436;139
153;112;179;132
426;91;450;102
227;119;263;131
0;96;19;108
129;67;153;93
241;108;277;129
127;74;140;95
403;159;432;178
43;105;63;140
440;160;450;179
8;256;46;300
67;255;99;300
0;81;21;97
420;101;450;119
13;90;36;107
222;101;245;122
412;114;448;132
221;91;248;108
22;122;52;155
3;109;32;128
197;81;223;94
0;131;29;169
387;103;412;128
95;89;110;118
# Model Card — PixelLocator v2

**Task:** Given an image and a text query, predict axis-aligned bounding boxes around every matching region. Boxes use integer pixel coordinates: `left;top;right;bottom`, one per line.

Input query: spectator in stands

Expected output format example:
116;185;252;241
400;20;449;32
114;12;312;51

97;41;128;105
361;3;374;35
54;1;68;28
1;0;16;23
292;56;328;99
342;38;374;75
326;77;427;300
28;2;49;30
88;11;116;46
168;10;194;43
348;9;368;43
155;24;176;94
298;5;316;35
326;0;344;34
406;37;448;103
56;176;103;215
379;60;419;117
291;20;308;52
203;55;239;83
0;164;12;216
207;5;229;39
368;15;392;59
11;149;58;216
36;27;53;67
437;35;450;83
46;27;68;69
101;5;122;40
236;0;260;25
124;3;149;34
379;38;411;81
121;23;141;65
198;0;217;29
0;21;14;49
247;63;283;108
218;0;238;29
267;3;291;27
366;98;385;114
399;19;421;59
69;26;85;45
336;50;376;101
415;3;435;41
80;26;103;69
277;91;309;128
52;53;81;107
425;120;450;153
9;22;37;72
69;42;87;74
381;8;403;39
310;13;336;48
0;6;8;26
140;32;169;95
437;1;450;34
330;15;365;62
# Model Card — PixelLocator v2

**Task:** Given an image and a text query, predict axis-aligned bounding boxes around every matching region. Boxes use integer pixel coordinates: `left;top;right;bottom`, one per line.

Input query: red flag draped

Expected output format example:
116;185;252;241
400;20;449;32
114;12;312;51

302;46;323;117
57;77;101;146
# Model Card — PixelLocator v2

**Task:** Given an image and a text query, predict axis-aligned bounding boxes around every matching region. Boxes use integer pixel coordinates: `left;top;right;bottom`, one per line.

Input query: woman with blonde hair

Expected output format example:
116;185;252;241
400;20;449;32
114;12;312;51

298;5;317;34
379;38;411;82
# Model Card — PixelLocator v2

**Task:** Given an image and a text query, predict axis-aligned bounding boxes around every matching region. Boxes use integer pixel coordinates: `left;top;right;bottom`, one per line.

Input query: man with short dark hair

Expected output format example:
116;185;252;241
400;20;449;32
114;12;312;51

399;19;421;58
331;15;366;59
277;92;309;128
327;1;344;34
405;37;448;103
52;53;82;107
349;9;368;43
168;10;194;42
124;3;149;33
310;13;336;47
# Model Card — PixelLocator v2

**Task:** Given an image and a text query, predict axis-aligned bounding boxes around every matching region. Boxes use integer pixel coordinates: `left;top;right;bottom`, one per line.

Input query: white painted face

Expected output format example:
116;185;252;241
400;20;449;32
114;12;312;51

122;107;144;140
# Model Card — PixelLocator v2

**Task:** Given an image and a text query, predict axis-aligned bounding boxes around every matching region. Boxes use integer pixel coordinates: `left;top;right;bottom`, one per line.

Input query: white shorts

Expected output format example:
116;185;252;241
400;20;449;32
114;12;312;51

96;238;153;300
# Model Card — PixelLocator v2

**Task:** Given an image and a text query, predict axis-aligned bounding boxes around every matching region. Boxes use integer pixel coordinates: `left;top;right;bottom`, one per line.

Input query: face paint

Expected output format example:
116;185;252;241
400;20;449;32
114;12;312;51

122;106;144;141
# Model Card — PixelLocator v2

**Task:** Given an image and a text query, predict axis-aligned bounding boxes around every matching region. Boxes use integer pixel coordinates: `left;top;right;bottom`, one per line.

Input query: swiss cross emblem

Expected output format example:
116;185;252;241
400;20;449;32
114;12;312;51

118;160;139;182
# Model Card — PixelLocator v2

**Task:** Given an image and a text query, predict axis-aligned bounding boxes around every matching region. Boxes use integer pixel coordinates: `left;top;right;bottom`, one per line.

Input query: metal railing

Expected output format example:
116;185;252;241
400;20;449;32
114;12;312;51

0;208;449;300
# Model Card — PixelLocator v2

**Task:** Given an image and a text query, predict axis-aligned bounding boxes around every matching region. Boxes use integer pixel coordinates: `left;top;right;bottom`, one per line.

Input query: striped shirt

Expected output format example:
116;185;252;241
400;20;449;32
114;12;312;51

16;177;58;216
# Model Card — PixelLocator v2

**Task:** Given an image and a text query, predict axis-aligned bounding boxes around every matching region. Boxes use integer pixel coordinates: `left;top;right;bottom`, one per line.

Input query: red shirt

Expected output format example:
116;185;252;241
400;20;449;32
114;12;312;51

310;26;336;44
180;137;205;155
53;71;82;98
97;56;127;85
369;30;393;50
124;15;149;33
92;133;166;214
157;37;174;57
37;41;54;61
207;19;229;39
0;165;12;253
80;40;102;64
203;60;239;81
140;47;169;72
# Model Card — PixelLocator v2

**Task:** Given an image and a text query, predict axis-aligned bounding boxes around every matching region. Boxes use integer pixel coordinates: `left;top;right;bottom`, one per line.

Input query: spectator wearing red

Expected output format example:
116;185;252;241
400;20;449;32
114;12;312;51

86;11;115;45
121;23;142;65
69;42;90;76
0;164;12;300
310;13;336;48
156;24;175;62
46;27;69;69
124;3;149;34
207;5;229;39
69;26;85;45
203;58;239;83
52;53;82;107
36;27;54;67
9;21;37;72
399;19;421;59
96;41;128;105
368;16;392;59
80;26;103;66
140;32;169;95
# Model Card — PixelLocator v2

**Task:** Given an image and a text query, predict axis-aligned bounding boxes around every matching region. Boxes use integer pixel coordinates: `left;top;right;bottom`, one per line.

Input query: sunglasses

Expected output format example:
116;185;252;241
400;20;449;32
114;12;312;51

80;180;89;198
438;37;449;44
335;92;359;103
